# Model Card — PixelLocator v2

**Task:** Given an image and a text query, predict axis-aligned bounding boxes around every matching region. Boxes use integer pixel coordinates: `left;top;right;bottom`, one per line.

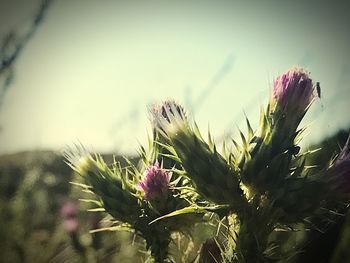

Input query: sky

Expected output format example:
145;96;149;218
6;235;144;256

0;0;349;155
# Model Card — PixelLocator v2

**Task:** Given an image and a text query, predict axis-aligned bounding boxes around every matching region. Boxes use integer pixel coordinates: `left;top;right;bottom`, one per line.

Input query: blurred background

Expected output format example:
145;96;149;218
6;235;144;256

0;0;349;262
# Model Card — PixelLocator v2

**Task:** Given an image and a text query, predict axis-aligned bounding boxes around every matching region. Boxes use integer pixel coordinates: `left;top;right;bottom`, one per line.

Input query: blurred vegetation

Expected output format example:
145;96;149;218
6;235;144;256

280;128;350;263
0;152;145;263
0;127;349;263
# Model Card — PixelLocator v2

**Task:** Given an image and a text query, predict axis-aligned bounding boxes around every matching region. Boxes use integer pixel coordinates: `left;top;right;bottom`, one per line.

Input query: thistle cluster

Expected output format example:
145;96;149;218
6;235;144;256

66;67;350;263
65;143;200;262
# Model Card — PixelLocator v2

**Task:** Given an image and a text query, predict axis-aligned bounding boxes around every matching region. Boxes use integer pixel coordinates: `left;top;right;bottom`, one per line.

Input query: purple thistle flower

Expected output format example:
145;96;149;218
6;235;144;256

272;67;316;114
330;137;350;193
138;162;172;200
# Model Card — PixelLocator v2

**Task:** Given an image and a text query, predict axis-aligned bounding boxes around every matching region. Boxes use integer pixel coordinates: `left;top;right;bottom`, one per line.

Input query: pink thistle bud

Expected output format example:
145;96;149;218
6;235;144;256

60;201;78;218
272;67;316;114
138;162;172;200
60;201;79;234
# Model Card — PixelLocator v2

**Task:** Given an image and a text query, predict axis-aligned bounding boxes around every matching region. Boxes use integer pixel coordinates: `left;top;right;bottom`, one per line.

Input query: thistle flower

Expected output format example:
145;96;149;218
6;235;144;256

148;100;187;172
151;101;245;212
151;100;186;125
150;100;188;139
241;68;318;192
64;144;94;175
60;201;79;234
328;137;350;195
138;162;172;200
272;66;315;114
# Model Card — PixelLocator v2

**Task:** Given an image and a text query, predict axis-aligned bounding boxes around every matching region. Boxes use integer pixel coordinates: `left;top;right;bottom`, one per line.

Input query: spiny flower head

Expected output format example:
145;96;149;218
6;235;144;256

138;162;172;200
151;100;186;122
149;100;188;138
272;66;316;114
64;144;94;175
330;137;350;194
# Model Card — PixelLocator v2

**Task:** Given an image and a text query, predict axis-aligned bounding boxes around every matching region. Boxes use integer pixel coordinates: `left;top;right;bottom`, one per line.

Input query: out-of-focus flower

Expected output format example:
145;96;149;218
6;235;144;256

271;66;315;116
60;201;78;218
329;137;350;194
60;201;79;234
138;162;172;200
64;144;94;175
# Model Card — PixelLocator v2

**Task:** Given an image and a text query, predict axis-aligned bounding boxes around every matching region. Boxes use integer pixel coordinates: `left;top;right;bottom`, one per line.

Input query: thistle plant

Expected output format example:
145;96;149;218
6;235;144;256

65;143;201;262
66;66;350;263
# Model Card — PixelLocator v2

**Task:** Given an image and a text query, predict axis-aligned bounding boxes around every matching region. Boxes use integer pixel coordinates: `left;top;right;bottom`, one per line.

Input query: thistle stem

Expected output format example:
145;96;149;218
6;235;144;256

144;227;171;263
235;210;272;263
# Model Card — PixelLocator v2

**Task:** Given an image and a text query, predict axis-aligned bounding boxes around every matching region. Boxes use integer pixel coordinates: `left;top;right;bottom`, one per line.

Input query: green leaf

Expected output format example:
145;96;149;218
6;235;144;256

79;199;102;206
149;204;229;224
69;181;91;189
245;114;254;139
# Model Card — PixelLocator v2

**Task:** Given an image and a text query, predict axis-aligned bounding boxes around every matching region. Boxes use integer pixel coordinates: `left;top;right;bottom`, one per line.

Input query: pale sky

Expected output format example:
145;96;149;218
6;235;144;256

0;0;349;155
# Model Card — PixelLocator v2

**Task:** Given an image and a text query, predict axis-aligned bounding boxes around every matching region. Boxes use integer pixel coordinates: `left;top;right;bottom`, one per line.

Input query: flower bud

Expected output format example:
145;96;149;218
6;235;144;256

138;162;172;200
149;100;188;139
272;67;315;113
151;100;186;123
60;201;79;234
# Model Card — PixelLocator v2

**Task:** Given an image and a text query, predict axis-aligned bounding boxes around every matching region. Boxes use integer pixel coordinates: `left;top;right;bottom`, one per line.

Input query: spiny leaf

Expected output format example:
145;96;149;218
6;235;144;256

81;189;95;194
70;181;91;189
149;206;208;225
244;113;254;140
193;121;204;141
298;147;322;157
150;203;230;224
89;224;133;233
159;153;182;163
79;199;102;206
155;141;178;156
239;129;247;149
88;207;105;212
222;140;228;159
208;125;214;151
231;138;240;152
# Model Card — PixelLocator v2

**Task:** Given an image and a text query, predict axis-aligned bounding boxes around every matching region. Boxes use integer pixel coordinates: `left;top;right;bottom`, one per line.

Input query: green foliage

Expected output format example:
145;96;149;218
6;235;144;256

0;151;145;263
